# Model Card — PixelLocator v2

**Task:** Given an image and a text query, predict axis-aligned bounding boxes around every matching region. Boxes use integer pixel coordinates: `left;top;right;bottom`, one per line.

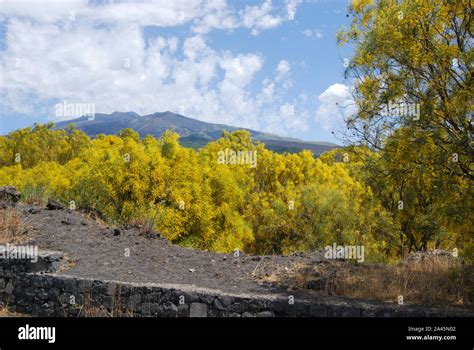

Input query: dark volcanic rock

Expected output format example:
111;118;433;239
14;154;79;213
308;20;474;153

0;186;21;208
46;198;64;210
28;207;41;214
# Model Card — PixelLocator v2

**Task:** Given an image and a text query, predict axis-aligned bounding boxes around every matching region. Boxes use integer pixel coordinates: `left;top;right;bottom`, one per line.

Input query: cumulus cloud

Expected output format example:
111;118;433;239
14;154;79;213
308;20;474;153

0;0;308;134
276;60;290;78
285;0;303;19
0;0;299;35
315;83;356;131
275;59;293;91
0;0;215;27
240;0;283;36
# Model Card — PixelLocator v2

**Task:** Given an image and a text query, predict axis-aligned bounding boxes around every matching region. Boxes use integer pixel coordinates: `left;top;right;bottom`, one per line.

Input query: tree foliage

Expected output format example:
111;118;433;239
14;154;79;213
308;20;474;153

0;126;397;259
335;0;473;259
340;0;473;179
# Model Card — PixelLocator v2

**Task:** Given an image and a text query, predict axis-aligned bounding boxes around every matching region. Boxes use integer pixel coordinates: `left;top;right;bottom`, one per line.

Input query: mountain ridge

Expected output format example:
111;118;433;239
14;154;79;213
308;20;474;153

55;111;339;155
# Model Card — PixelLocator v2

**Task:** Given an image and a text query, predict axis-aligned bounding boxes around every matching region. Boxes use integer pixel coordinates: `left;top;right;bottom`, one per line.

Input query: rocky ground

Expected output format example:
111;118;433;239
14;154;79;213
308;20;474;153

0;185;471;311
6;202;326;297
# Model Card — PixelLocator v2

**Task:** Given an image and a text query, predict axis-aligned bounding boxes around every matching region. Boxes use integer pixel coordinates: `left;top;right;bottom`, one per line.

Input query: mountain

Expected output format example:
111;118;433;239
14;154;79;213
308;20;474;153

55;111;339;155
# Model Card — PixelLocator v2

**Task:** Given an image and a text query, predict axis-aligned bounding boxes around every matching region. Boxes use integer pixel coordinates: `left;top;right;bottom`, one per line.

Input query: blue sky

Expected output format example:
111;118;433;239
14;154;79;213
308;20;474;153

0;0;356;143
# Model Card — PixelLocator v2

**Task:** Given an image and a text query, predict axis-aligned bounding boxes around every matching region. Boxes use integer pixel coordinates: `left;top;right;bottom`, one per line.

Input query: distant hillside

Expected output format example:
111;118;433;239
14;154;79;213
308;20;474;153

55;111;339;155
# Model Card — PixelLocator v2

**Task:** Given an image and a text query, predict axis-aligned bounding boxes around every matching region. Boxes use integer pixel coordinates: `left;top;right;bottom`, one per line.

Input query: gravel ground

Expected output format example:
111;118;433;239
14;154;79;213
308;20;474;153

14;204;326;296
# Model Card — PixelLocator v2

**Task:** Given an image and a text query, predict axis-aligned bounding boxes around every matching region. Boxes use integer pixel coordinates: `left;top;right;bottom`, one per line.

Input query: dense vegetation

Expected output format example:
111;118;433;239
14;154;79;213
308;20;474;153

336;0;473;260
0;122;470;262
0;124;390;257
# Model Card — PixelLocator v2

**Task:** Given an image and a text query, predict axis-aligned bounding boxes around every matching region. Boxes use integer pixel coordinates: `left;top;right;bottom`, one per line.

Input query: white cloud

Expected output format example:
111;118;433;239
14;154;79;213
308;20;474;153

0;0;300;35
275;59;292;91
315;83;356;131
191;0;239;34
240;0;283;36
0;1;308;135
0;0;212;27
276;60;290;78
285;0;303;19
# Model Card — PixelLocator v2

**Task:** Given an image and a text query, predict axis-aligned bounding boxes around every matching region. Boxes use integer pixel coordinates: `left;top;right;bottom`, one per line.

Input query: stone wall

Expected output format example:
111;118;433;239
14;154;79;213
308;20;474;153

0;247;470;317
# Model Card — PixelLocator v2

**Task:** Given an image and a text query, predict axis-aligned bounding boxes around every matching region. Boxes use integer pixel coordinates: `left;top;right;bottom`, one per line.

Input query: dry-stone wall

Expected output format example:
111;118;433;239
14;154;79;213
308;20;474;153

0;246;470;317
